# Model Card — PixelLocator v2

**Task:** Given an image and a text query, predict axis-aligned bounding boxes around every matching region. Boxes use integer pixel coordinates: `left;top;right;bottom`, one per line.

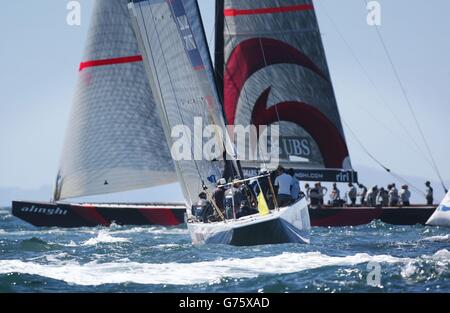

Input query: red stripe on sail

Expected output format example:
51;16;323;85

79;55;143;71
224;37;329;125
224;4;314;16
251;88;349;169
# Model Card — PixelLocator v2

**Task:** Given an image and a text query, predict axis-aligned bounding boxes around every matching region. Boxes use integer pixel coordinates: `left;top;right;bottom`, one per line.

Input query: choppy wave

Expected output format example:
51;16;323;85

82;231;129;246
421;235;450;242
0;228;95;237
400;249;450;279
109;226;188;236
0;251;419;286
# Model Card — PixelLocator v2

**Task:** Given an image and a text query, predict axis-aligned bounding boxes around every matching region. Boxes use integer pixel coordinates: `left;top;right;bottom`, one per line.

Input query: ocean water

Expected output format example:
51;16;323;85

0;206;449;293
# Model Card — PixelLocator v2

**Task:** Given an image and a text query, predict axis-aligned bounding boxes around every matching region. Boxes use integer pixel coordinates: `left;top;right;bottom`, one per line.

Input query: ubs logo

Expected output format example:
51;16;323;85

280;137;311;159
21;206;68;216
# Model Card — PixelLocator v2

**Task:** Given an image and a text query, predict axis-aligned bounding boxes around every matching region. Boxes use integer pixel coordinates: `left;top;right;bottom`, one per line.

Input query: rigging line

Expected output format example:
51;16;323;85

318;0;435;168
363;0;447;192
343;118;425;196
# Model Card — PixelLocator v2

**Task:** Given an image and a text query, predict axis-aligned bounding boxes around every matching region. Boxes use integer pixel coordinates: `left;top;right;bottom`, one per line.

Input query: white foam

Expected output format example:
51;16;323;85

428;249;450;262
155;244;182;248
0;252;411;286
401;262;418;278
109;226;188;235
82;231;129;246
0;229;94;237
421;235;450;242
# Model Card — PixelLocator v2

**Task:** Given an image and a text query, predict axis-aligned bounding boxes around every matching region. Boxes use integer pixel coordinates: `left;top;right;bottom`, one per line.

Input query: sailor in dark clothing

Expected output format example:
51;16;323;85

240;180;257;208
224;180;245;220
309;183;321;206
425;181;434;205
191;192;214;223
347;183;357;206
213;178;226;212
236;197;259;219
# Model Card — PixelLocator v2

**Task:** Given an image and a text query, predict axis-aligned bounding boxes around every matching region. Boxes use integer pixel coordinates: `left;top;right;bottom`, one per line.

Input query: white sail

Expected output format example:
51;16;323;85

54;0;176;201
128;0;238;206
426;190;450;227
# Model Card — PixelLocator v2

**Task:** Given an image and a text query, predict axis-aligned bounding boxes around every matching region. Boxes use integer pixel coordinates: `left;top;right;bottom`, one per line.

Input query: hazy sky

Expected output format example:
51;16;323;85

0;1;449;200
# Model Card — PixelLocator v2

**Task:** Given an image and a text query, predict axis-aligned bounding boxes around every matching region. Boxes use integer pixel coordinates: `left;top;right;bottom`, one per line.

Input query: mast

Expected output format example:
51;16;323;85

214;0;225;101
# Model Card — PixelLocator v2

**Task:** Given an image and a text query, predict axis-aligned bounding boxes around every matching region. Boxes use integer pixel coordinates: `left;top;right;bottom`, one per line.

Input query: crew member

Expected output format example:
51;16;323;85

377;187;389;207
309;183;321;206
400;185;411;206
224;180;244;219
317;182;328;206
213;179;226;212
288;168;301;202
389;183;399;206
191;192;213;222
365;185;378;207
425;181;433;205
347;183;357;206
274;166;293;207
329;183;341;205
358;184;367;206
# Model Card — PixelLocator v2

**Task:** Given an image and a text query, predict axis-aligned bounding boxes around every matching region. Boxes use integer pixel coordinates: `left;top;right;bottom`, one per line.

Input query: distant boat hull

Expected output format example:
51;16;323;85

11;201;185;228
187;198;311;246
309;206;436;227
12;201;435;228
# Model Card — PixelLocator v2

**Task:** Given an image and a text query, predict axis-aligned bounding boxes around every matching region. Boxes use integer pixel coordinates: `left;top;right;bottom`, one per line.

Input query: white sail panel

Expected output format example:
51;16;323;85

426;190;450;227
216;0;356;182
55;0;176;200
129;0;234;206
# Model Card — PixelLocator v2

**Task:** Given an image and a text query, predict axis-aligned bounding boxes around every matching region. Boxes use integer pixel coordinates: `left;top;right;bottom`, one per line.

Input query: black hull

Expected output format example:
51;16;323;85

188;200;310;246
12;201;185;228
12;201;435;228
229;218;308;246
309;206;436;227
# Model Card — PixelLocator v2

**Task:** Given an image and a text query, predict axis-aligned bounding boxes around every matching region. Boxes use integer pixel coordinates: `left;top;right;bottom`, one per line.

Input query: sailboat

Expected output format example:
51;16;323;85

13;0;436;229
426;190;450;227
12;0;186;227
127;0;310;245
213;0;438;227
